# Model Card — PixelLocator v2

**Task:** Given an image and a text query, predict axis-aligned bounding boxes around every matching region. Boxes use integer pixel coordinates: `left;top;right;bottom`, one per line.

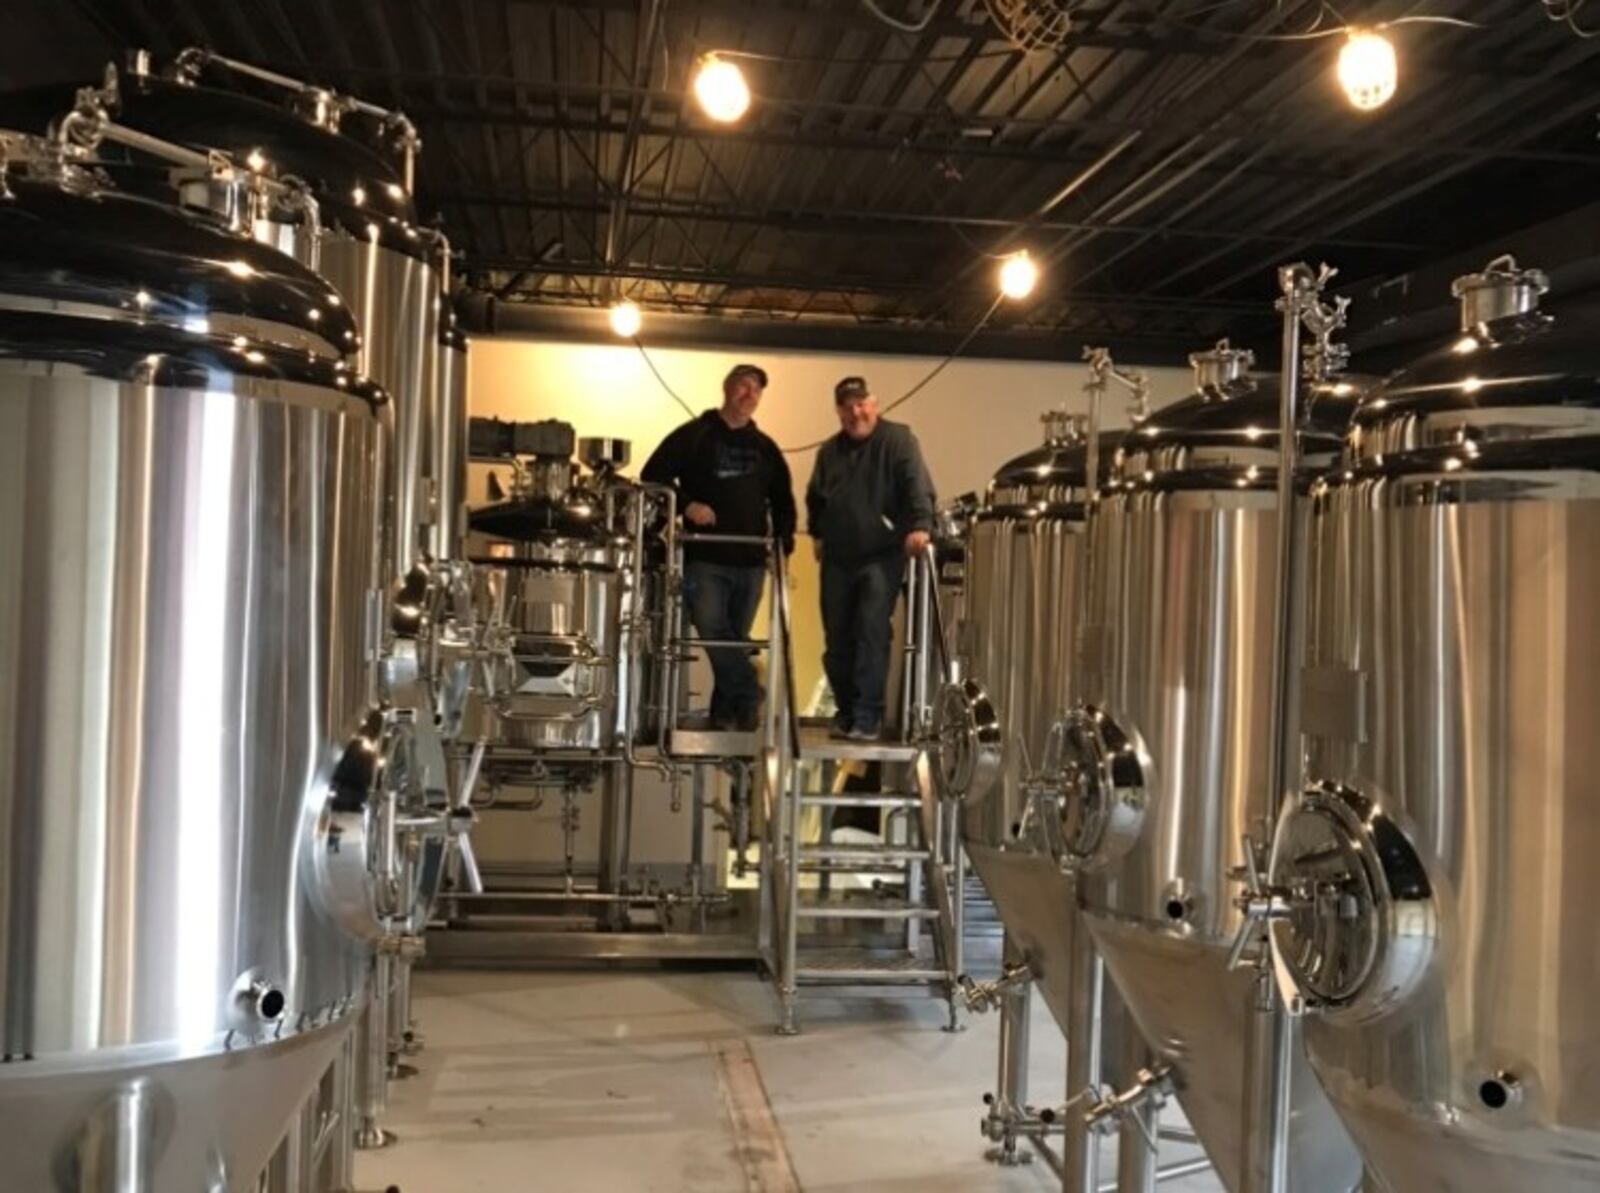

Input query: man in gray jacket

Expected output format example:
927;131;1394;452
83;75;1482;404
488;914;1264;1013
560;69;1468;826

805;376;936;740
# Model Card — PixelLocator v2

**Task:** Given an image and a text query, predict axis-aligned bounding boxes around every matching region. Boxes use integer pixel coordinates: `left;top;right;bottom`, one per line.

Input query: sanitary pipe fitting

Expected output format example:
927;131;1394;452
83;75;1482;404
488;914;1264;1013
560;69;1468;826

958;961;1033;1014
1082;1064;1174;1141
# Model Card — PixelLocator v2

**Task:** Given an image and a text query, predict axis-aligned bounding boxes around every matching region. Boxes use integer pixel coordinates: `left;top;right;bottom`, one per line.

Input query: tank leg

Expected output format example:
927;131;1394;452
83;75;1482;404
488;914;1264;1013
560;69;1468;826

1240;971;1292;1193
1062;916;1104;1193
596;762;634;931
984;944;1033;1166
776;989;799;1036
354;955;394;1150
1116;1031;1158;1193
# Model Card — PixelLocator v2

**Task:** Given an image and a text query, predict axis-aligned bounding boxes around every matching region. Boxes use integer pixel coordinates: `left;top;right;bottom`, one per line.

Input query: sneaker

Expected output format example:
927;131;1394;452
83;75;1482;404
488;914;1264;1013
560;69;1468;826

846;723;882;742
828;713;853;740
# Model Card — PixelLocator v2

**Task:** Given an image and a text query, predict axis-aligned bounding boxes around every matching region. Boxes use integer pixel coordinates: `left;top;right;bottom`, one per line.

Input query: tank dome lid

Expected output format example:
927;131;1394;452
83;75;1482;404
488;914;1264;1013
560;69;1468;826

89;70;434;260
0;154;360;360
1115;352;1356;492
983;410;1122;515
1347;262;1600;473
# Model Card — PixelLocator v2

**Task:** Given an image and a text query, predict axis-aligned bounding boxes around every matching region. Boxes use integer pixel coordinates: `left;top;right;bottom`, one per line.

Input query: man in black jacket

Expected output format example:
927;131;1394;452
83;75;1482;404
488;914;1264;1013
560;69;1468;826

806;376;936;740
642;363;797;731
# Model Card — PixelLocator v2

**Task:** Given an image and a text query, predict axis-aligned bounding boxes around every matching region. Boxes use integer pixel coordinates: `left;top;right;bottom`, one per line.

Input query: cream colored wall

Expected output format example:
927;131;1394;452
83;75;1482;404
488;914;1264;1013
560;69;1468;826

467;337;1196;501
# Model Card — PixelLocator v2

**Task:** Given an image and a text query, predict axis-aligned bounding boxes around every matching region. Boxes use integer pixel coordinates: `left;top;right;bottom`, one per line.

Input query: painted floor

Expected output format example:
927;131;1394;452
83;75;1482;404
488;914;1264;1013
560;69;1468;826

355;967;1223;1193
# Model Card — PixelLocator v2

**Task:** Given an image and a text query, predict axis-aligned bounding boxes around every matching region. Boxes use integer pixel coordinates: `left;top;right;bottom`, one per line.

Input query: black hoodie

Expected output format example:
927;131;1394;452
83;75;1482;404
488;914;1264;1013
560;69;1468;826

642;410;797;566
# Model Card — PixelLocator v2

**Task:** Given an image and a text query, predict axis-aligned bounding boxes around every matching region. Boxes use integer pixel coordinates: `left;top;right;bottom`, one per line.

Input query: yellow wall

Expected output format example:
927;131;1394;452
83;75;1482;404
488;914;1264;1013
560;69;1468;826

466;336;1196;500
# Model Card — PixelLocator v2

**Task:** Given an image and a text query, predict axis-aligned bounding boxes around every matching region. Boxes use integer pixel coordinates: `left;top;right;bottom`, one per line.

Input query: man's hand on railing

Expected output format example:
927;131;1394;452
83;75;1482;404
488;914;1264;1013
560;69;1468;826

684;501;717;527
903;529;931;558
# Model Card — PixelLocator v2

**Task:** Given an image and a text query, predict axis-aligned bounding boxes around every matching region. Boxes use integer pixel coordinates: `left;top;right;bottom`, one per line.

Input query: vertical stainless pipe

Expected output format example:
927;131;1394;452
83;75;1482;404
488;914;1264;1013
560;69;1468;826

1063;916;1105;1193
1240;266;1312;1193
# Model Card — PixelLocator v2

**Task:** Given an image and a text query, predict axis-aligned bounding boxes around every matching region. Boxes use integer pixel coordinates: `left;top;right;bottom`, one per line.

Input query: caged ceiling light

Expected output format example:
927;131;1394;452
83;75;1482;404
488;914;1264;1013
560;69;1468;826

998;250;1040;300
1337;28;1399;111
608;300;642;339
692;53;751;123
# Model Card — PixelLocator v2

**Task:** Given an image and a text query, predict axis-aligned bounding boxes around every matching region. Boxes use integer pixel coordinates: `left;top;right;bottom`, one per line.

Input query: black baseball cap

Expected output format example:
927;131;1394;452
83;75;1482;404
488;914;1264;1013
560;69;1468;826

725;363;769;388
835;375;871;403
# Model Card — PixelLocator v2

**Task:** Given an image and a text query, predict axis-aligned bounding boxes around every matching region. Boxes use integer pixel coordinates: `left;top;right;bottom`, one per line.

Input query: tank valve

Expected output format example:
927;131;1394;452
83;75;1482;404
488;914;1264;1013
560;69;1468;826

958;961;1033;1013
1083;1064;1174;1147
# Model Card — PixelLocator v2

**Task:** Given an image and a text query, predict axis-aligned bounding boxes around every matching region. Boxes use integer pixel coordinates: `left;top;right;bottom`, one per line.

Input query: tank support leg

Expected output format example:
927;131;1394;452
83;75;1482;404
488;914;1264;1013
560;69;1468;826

597;761;634;931
354;954;394;1150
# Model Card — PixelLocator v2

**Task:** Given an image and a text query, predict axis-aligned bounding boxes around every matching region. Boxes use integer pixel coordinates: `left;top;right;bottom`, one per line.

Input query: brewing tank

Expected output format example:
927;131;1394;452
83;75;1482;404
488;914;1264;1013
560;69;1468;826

955;412;1119;1032
464;421;632;755
0;146;386;1189
103;65;444;586
1273;258;1600;1191
1063;342;1364;1191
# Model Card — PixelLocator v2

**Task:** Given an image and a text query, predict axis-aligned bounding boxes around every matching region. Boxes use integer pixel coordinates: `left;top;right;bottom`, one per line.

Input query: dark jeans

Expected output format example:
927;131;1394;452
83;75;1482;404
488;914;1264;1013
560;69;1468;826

684;560;765;723
820;554;904;733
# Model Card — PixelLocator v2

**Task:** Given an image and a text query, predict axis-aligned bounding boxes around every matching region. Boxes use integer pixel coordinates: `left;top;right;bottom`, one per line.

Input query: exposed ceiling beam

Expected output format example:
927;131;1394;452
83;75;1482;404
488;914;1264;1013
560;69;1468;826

467;255;1262;315
435;188;1430;251
458;295;1213;367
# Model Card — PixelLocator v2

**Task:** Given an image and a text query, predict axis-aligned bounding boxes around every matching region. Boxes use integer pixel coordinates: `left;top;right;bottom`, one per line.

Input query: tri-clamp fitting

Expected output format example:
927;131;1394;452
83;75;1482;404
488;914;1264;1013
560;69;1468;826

1083;1063;1174;1147
958;961;1033;1014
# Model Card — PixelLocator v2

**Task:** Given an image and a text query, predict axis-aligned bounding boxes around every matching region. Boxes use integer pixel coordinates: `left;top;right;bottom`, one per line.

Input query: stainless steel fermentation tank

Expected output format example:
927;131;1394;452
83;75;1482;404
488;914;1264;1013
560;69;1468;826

1268;259;1600;1191
956;412;1120;1032
59;49;471;1148
0;135;386;1190
1062;343;1365;1192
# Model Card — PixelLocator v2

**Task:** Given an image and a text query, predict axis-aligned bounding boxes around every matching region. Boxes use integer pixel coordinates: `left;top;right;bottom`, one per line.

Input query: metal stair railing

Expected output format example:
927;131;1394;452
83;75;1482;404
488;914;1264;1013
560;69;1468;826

770;543;967;1035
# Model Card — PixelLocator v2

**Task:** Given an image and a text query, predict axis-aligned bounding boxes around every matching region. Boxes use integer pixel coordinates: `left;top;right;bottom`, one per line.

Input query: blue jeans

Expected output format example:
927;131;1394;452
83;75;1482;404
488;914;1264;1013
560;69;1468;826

820;554;904;733
684;560;765;722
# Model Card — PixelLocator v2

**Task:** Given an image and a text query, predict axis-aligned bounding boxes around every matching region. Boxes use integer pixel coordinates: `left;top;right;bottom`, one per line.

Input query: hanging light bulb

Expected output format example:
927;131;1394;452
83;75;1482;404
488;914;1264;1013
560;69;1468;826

998;250;1040;300
693;53;751;123
1337;28;1398;112
609;300;642;338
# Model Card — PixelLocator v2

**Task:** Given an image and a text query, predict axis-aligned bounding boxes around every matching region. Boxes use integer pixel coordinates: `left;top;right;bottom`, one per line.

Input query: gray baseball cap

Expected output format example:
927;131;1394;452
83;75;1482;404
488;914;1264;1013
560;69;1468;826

834;375;871;403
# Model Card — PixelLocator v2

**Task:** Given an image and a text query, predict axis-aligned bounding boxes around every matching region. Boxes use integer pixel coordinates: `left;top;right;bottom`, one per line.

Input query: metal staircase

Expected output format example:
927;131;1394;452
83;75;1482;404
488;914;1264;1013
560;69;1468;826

765;552;967;1036
649;531;967;1034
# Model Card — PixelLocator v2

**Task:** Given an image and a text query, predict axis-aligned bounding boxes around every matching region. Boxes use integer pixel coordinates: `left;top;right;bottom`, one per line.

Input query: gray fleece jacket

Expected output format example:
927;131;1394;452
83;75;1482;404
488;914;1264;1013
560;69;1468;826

805;419;936;563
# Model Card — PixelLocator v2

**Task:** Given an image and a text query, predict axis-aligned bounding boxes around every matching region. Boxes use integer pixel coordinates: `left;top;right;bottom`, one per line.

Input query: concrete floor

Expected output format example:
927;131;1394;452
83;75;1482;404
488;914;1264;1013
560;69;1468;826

356;968;1223;1193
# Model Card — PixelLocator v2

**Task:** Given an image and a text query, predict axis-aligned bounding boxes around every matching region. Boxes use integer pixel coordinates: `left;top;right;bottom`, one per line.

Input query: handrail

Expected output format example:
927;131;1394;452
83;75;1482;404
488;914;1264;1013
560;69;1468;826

919;543;956;691
769;544;803;761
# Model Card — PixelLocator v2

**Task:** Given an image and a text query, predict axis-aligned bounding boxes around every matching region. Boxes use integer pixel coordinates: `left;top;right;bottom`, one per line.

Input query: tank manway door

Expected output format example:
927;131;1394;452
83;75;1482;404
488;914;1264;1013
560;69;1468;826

931;679;1002;801
1052;705;1149;871
1269;781;1438;1023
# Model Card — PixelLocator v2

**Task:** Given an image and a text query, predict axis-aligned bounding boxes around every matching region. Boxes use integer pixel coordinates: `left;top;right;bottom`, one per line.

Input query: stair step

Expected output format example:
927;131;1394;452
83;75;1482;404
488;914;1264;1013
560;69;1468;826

793;946;950;984
800;793;919;808
800;843;930;864
667;728;759;758
796;896;939;921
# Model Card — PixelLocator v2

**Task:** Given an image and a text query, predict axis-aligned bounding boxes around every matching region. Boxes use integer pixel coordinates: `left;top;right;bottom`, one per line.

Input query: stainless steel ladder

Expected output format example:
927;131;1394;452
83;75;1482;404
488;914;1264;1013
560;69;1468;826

766;549;967;1035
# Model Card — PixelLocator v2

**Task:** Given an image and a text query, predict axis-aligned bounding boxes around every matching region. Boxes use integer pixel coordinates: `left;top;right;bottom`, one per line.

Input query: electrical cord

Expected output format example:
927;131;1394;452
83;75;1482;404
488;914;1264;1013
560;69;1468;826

859;0;944;34
631;336;700;420
1543;0;1600;37
625;292;1005;454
